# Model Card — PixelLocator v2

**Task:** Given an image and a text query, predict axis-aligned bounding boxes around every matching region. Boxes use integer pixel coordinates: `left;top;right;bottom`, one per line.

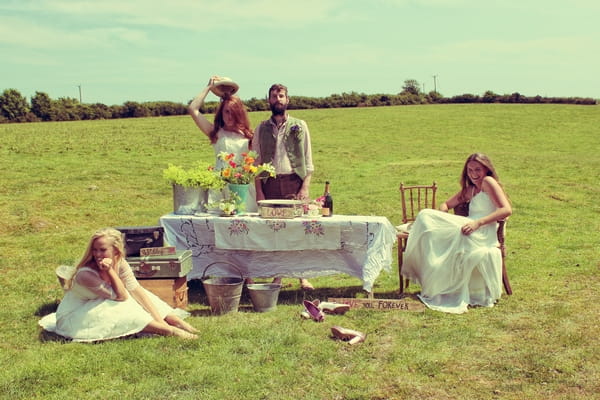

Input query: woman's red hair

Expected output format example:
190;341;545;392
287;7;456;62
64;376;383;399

209;95;253;145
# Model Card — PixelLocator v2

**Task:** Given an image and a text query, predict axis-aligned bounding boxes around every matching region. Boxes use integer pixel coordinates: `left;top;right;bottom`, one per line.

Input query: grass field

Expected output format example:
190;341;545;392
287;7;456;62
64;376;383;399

1;104;599;399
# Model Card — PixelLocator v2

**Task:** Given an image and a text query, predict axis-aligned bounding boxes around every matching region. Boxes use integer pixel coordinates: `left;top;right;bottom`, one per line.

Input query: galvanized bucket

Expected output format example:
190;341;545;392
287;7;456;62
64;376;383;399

173;184;209;215
201;262;244;315
247;283;281;312
55;265;75;291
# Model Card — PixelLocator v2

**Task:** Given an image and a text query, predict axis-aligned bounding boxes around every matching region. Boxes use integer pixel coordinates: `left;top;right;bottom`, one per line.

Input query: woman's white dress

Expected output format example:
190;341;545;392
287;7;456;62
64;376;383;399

402;191;502;314
210;129;257;212
38;262;189;342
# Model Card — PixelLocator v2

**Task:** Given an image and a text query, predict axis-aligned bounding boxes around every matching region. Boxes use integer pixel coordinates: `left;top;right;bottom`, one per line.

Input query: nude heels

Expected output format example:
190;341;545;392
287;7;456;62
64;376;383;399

330;326;366;345
302;300;325;322
313;299;350;315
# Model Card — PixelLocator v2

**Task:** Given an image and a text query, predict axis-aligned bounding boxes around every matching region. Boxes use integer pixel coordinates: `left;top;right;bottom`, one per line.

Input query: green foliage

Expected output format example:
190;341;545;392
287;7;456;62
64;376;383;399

162;162;225;189
0;88;30;121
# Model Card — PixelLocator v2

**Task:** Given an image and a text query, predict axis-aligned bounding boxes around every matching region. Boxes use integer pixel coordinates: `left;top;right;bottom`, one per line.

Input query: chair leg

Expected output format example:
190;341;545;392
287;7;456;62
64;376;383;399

398;244;404;294
502;257;512;295
398;238;408;295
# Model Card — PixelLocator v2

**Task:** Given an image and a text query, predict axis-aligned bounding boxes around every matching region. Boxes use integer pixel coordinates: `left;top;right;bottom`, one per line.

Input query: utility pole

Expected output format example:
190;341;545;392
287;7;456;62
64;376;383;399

432;75;438;93
77;84;82;103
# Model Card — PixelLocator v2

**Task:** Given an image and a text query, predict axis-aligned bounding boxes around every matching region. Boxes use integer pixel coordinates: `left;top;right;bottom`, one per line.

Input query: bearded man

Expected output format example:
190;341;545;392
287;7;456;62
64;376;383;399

252;83;315;290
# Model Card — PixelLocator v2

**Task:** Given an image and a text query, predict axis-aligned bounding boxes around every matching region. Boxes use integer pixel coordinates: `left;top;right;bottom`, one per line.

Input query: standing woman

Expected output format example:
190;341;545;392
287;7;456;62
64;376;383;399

402;153;512;314
188;76;257;212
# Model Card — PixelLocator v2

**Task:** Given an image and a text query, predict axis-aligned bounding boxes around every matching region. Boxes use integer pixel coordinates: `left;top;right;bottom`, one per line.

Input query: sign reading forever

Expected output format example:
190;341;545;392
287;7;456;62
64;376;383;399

328;297;425;312
140;246;177;257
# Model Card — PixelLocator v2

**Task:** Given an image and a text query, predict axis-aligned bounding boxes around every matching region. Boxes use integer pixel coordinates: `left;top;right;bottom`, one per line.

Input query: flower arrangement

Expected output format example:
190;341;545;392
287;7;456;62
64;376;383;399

206;191;242;216
216;150;276;184
163;162;226;190
289;124;302;138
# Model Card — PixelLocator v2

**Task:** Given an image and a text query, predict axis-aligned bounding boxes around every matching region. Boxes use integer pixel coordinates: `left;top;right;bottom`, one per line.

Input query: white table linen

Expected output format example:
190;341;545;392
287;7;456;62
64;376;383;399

159;213;396;292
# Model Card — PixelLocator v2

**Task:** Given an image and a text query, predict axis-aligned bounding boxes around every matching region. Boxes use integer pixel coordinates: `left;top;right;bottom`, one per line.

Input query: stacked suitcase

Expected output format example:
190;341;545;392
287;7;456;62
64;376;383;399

116;226;191;309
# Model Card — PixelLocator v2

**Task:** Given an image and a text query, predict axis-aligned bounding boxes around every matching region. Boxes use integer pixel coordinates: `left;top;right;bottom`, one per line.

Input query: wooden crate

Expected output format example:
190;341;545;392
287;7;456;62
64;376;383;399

138;277;188;309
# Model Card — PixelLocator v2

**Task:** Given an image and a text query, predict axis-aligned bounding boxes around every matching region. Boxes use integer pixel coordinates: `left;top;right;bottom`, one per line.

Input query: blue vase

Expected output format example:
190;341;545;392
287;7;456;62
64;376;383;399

228;183;249;213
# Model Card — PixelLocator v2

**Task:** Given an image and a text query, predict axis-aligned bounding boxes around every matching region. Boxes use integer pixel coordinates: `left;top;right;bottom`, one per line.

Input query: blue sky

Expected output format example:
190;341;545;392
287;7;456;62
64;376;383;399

1;0;598;105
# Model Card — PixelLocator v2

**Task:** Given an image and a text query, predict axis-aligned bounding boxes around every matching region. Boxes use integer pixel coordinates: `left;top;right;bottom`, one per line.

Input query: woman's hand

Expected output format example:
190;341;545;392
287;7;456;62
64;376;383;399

461;220;481;235
98;257;114;271
207;75;221;87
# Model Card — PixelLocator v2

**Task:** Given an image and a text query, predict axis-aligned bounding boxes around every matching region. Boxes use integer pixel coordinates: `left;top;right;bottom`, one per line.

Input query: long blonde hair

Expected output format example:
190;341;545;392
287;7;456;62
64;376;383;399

65;228;125;289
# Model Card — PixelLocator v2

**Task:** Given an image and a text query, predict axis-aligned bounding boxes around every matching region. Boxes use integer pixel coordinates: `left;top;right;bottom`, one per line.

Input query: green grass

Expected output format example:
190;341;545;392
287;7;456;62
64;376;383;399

1;104;599;399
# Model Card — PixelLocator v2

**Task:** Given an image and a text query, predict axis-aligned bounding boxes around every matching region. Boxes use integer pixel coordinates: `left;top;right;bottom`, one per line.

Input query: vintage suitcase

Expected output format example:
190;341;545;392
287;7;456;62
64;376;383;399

138;277;188;309
116;226;165;257
127;250;192;279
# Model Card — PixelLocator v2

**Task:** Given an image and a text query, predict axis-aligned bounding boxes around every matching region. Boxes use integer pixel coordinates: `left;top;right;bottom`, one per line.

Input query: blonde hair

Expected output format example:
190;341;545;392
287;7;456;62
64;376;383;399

65;228;125;290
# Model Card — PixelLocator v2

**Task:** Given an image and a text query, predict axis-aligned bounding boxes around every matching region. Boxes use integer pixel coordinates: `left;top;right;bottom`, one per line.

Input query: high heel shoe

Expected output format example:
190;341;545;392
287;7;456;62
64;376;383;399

303;300;325;322
313;299;350;315
330;326;366;345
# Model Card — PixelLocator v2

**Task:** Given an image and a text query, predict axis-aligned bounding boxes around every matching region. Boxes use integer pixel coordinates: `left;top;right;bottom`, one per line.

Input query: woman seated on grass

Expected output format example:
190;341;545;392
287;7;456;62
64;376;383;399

39;227;198;341
402;153;512;314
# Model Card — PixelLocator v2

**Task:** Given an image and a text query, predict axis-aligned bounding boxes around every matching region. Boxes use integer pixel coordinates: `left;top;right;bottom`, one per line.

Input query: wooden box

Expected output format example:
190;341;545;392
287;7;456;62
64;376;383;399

116;226;165;257
138;277;188;309
127;250;192;279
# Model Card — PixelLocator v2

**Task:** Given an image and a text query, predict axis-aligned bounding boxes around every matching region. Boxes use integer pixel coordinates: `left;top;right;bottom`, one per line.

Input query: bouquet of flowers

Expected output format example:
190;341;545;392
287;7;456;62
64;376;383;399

206;191;242;216
216;151;276;184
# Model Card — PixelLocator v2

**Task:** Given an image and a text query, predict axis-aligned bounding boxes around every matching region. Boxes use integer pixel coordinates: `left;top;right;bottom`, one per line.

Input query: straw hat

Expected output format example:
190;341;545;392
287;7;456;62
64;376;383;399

210;76;239;97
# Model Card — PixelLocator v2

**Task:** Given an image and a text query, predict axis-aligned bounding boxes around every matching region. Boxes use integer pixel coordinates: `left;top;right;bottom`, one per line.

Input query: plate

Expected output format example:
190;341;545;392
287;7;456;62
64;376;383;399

257;199;303;207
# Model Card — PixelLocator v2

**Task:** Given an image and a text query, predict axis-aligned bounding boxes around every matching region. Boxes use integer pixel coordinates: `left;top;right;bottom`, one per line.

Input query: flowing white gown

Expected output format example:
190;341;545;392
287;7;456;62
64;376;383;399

39;263;189;342
210;129;257;212
402;191;502;314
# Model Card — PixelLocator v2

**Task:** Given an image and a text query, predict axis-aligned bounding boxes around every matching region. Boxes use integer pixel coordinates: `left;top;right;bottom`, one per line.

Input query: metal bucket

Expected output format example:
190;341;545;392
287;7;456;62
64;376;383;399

201;262;244;315
173;184;209;215
247;283;281;312
56;265;75;291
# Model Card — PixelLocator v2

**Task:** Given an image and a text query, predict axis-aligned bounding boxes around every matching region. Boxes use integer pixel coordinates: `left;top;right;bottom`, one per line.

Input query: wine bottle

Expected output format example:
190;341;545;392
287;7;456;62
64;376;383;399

322;181;333;217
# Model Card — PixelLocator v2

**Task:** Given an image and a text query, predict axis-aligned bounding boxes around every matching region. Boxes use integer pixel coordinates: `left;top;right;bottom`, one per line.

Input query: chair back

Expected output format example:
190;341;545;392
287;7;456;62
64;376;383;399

399;182;437;223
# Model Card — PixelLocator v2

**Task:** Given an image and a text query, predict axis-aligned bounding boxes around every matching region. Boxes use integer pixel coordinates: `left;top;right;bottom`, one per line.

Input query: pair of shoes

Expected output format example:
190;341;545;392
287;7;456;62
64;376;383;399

331;326;365;345
313;299;350;315
302;300;324;322
300;279;314;291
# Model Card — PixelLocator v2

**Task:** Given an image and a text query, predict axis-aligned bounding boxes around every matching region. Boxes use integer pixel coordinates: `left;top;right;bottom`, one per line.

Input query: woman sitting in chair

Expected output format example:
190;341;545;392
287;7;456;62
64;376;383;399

402;153;512;314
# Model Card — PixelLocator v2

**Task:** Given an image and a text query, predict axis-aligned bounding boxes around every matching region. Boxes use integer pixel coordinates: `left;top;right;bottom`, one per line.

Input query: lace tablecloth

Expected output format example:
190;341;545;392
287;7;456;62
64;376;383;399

159;213;396;292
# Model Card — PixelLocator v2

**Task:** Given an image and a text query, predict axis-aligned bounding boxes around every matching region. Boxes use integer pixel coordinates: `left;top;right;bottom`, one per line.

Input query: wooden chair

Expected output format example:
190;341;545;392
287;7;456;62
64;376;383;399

396;182;437;294
453;203;512;295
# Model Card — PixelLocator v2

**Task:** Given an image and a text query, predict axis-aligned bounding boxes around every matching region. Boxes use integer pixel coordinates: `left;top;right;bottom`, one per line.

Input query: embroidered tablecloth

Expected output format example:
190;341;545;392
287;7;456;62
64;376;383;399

159;213;396;292
213;217;341;251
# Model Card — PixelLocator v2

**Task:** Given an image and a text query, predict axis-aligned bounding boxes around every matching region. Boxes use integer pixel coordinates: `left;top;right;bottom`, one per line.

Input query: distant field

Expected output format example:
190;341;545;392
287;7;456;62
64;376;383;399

1;104;598;399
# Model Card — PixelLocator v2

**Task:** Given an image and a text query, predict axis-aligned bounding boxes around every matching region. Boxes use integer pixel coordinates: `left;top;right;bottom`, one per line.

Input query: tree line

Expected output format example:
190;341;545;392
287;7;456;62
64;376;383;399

1;79;596;123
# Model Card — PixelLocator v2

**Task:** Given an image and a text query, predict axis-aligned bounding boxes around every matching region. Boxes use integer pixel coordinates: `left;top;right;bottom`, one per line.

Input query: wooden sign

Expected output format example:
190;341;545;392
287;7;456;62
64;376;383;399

328;297;425;312
140;246;177;257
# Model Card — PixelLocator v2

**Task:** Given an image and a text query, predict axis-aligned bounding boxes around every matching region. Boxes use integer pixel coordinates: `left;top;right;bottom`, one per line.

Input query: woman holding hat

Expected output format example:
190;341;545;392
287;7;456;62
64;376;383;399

188;76;257;212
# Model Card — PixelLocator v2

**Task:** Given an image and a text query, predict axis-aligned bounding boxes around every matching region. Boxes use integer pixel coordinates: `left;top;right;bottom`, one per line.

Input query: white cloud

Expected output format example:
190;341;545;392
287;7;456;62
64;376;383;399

0;15;149;49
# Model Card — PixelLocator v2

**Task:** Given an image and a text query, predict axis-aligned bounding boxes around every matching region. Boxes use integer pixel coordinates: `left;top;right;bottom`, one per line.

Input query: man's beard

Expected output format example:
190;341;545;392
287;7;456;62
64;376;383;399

270;102;287;116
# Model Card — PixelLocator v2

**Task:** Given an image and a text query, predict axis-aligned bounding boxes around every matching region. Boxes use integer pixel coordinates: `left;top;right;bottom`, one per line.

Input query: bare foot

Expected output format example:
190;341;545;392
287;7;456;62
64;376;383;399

171;327;198;339
177;321;199;334
300;279;314;291
272;277;282;285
